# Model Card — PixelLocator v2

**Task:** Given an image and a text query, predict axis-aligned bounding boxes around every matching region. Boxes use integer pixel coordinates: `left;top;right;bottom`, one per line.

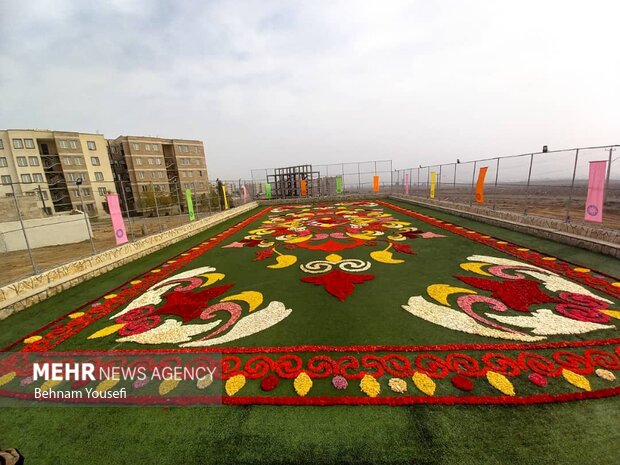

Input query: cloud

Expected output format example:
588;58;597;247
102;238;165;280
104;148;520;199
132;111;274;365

1;0;619;179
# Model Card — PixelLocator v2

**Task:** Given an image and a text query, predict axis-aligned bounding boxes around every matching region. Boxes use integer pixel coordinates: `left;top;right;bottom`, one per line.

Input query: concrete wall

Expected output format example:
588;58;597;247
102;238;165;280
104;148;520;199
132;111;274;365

0;202;258;319
0;196;46;222
0;213;91;252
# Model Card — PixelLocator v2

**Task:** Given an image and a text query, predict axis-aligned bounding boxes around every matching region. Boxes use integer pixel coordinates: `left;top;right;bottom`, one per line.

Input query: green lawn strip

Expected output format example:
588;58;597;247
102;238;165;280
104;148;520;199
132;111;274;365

1;398;618;465
0;208;261;349
388;198;620;277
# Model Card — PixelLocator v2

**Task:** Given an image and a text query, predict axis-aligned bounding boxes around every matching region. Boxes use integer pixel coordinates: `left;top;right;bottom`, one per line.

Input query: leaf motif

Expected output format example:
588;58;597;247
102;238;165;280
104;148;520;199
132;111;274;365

370;250;404;264
460;262;492;276
197;375;213;390
293;372;313;396
96;378;120;392
486;371;515;396
427;284;476;306
412;372;436;396
347;232;376;240
159;379;180;396
200;273;226;287
40;379;62;392
253;248;275;261
0;371;16;387
360;374;381;397
221;291;264;312
87;324;125;339
392;242;415;254
225;374;246;396
267;255;297;269
562;369;591;391
286;235;312;244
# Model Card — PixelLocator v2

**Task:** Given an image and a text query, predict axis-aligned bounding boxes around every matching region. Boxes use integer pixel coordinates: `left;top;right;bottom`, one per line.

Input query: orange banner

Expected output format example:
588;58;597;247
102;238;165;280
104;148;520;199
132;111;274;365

475;166;488;204
373;176;379;193
300;179;307;196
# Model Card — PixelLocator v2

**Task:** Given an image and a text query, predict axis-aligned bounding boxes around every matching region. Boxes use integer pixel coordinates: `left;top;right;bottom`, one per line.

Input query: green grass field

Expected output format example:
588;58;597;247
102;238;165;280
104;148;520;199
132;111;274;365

0;201;618;465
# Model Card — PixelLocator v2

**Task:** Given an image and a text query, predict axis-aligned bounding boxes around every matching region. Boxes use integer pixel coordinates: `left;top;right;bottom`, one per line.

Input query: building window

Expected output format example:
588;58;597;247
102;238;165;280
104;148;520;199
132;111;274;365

147;158;154;165
21;174;32;183
91;156;100;166
155;158;162;165
0;140;4;149
87;141;96;150
24;139;35;149
33;173;44;182
69;140;78;149
138;172;145;180
141;185;149;192
158;171;164;178
151;144;158;151
132;143;140;151
98;187;108;196
135;157;142;165
192;146;198;153
63;157;72;166
1;175;11;185
16;157;28;167
110;146;117;154
58;140;68;149
145;144;151;151
188;171;193;177
94;172;104;181
74;157;83;165
199;170;203;177
151;171;156;179
86;203;95;213
67;173;76;181
0;157;6;167
39;191;49;200
12;139;24;149
82;188;91;196
28;156;39;166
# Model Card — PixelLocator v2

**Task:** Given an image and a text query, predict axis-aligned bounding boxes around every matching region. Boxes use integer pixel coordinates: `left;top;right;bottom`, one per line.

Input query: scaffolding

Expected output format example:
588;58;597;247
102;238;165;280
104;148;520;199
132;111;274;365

266;165;321;199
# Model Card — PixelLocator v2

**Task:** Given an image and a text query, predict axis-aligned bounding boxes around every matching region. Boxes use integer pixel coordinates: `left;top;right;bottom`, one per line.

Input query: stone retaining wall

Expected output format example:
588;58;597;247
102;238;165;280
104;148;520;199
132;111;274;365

390;195;620;258
0;202;258;319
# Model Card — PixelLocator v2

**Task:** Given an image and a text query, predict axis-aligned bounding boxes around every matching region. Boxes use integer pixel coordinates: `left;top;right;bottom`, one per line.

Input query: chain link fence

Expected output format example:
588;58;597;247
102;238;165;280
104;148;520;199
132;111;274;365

0;179;254;286
393;145;619;230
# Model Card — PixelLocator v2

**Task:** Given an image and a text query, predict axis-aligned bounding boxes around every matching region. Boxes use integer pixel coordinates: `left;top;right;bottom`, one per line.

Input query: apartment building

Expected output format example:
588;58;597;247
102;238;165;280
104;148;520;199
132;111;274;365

0;130;117;217
107;136;209;213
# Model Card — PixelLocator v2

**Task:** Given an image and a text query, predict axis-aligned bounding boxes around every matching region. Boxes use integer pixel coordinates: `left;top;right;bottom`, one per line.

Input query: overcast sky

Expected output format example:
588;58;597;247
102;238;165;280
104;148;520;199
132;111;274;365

1;0;618;179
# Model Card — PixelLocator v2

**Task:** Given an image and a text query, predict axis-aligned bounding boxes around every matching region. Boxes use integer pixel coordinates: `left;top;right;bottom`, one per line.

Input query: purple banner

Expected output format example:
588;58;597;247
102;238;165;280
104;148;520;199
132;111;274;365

106;194;128;245
584;160;607;223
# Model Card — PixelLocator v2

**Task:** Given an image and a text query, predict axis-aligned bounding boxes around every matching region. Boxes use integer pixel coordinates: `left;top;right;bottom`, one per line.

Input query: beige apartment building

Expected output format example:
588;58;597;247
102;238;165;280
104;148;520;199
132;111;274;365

107;136;209;213
0;129;117;217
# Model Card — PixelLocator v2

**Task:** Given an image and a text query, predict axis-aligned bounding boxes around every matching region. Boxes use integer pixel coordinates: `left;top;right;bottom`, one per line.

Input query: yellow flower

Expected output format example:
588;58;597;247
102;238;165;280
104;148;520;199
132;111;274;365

388;378;407;393
360;374;381;398
294;372;313;396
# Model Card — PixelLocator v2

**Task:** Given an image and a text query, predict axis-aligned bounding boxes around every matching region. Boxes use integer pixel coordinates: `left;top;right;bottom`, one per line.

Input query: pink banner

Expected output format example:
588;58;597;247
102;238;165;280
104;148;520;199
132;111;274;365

405;173;410;195
584;160;607;223
107;194;128;245
242;185;248;202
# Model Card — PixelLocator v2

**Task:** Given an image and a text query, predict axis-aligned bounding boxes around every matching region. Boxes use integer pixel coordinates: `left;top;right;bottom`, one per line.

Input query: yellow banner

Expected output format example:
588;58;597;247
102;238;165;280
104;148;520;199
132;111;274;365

430;171;437;199
475;166;488;204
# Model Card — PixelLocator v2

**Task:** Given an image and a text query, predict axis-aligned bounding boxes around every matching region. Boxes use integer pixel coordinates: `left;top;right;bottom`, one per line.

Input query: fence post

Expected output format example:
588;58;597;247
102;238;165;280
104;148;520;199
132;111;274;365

357;163;361;192
493;157;500;210
524;153;534;215
604;147;613;205
566;149;579;222
438;164;442;198
453;163;457;197
77;183;96;254
152;182;163;232
119;180;135;241
469;161;477;206
390;160;393;193
11;183;39;275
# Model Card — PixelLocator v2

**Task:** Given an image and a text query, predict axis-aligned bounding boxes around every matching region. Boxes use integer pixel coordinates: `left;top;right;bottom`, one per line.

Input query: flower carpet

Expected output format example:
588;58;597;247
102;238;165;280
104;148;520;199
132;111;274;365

1;200;618;405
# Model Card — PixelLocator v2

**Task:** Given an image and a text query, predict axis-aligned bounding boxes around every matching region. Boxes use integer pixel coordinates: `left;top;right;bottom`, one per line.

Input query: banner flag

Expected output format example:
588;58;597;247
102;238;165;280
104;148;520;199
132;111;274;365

223;184;229;210
185;189;195;221
475;166;488;204
106;194;128;245
584;160;607;223
336;176;343;194
300;179;307;196
405;173;410;195
430;171;437;199
265;183;272;199
373;176;379;193
241;184;248;202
